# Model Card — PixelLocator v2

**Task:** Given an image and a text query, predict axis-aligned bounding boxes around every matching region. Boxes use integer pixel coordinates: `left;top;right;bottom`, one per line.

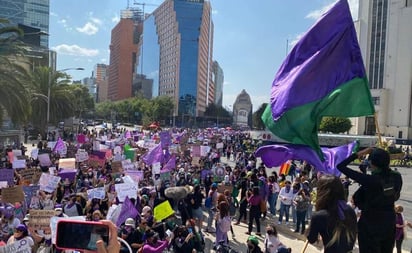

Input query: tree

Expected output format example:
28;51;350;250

0;21;31;126
29;66;74;131
204;104;232;126
252;103;268;130
66;84;95;119
319;116;352;134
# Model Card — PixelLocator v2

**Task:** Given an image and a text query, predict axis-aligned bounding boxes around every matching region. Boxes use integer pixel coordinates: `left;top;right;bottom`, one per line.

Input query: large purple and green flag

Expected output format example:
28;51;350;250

255;140;358;176
262;0;374;159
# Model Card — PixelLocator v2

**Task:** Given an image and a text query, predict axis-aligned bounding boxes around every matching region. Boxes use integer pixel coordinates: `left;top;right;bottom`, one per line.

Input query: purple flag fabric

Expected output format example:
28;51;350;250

270;0;366;120
160;131;172;148
58;170;77;181
116;196;138;227
142;143;164;165
161;155;176;172
53;138;65;153
91;150;106;159
255;141;358;176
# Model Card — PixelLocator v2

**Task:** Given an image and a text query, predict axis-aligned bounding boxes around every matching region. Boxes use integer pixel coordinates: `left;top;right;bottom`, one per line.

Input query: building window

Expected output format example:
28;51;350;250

372;96;380;105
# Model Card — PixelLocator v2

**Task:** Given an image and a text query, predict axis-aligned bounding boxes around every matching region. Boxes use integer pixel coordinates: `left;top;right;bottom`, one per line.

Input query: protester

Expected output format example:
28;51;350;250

394;205;405;253
246;187;262;236
337;147;403;253
277;181;294;225
141;229;173;253
246;235;263;253
293;188;310;234
215;200;231;246
205;183;219;233
306;174;357;253
263;224;286;253
6;224;34;248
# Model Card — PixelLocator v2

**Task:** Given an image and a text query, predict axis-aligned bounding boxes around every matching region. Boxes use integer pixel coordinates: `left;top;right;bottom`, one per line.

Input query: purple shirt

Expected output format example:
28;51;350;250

248;195;261;206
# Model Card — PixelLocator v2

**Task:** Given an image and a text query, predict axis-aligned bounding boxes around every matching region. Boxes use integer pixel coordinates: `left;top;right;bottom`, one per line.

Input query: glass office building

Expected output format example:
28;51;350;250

136;0;214;118
0;0;49;47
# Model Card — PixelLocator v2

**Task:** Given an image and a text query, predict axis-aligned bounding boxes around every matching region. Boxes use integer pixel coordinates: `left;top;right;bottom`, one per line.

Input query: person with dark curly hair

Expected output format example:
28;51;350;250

307;174;357;253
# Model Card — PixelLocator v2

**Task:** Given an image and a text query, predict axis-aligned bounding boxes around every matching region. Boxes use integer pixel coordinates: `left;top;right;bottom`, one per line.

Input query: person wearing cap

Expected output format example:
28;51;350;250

6;224;34;248
119;218;140;253
140;229;173;253
337;147;403;253
246;235;263;253
141;206;154;227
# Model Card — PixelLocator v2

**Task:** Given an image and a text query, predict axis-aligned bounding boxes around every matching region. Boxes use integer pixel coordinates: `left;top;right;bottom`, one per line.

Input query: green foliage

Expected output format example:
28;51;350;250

66;84;95;119
252;103;268;130
0;21;31;125
95;96;174;126
319;116;352;134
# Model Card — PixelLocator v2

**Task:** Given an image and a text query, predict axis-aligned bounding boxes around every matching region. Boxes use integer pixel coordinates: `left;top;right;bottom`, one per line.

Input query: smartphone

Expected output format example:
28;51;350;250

188;227;193;234
56;220;109;252
166;229;173;237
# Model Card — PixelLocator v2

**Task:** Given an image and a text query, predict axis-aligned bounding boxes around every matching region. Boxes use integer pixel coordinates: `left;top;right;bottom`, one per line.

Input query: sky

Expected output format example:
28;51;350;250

49;0;359;111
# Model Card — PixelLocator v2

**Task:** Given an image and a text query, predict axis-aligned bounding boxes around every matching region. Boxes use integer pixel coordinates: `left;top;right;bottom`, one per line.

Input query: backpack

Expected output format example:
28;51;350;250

219;216;231;233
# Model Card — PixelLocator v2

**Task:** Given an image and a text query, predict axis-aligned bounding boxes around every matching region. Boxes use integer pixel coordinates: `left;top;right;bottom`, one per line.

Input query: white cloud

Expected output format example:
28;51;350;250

58;19;67;26
52;44;99;57
223;81;231;86
90;17;103;26
76;22;99;35
306;0;359;21
111;14;120;23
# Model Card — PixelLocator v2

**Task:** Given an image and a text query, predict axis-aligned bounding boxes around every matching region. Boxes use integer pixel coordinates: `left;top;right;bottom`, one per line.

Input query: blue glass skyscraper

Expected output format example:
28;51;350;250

136;0;214;120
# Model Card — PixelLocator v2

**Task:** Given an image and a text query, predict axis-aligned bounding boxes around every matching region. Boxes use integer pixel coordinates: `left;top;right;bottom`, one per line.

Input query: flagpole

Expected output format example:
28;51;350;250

374;112;383;148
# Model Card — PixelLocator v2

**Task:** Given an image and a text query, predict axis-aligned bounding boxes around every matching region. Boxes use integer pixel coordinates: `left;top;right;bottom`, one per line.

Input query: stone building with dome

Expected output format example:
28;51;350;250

232;89;252;129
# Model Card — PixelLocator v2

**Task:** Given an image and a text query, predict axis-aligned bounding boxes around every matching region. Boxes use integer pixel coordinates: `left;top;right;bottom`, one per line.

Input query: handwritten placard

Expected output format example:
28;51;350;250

87;187;106;200
29;209;55;229
115;183;138;202
75;150;89;162
1;185;25;203
19;168;41;184
59;158;76;170
124;170;144;183
12;159;26;169
39;173;61;193
0;169;14;186
38;153;52;167
0;237;32;253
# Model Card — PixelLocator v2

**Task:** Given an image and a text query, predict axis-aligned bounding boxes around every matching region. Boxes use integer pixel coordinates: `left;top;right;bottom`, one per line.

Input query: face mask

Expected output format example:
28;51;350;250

248;244;254;250
44;234;52;240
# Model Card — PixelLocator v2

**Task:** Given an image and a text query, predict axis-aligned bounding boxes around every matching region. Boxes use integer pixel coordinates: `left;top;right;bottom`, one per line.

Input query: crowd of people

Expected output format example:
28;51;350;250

0;126;406;253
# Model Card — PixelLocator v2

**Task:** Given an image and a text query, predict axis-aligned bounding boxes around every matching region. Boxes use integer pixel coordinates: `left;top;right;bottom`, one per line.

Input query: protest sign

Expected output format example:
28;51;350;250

75;149;89;162
125;148;136;162
111;161;123;173
122;175;135;184
59;158;76;170
0;237;32;253
2;185;24;203
0;169;14;186
39;173;61;193
106;204;121;225
19;168;41;184
216;142;224;149
124;170;143;184
31;148;39;160
58;170;76;182
0;182;7;188
12;149;22;157
87;187;106;200
38;153;52;167
88;155;105;168
191;145;201;157
191;157;200;166
50;216;85;244
115;183;138;202
152;162;161;175
12;159;26;169
154;200;175;222
29;209;55;230
121;159;134;171
200;146;210;157
23;185;40;207
159;171;171;181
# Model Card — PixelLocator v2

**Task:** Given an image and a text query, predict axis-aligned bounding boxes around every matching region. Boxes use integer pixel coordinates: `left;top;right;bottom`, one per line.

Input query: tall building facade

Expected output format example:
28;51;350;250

107;8;143;101
213;61;224;106
352;0;412;141
136;0;214;118
0;0;49;47
94;64;108;102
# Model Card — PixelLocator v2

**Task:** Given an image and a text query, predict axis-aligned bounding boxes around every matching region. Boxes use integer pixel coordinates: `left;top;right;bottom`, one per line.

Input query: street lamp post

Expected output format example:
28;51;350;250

46;66;84;130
